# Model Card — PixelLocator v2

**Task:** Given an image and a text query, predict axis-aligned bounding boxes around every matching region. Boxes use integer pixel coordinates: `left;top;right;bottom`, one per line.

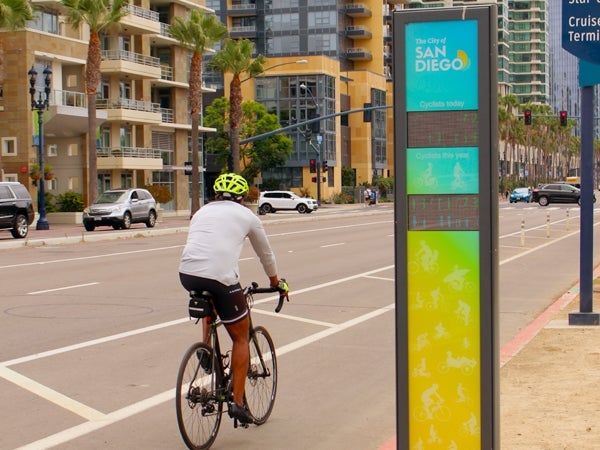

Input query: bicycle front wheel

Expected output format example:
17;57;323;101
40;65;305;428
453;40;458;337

176;342;222;450
245;326;277;425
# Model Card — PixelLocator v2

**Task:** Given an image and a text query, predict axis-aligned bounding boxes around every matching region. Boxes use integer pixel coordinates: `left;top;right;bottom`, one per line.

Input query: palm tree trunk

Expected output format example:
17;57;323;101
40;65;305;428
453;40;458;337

87;93;98;204
86;32;101;204
230;76;242;173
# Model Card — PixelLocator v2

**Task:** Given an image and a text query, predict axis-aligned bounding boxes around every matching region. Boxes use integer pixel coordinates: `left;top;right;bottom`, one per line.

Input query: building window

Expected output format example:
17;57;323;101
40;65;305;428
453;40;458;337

68;143;79;156
1;137;17;156
3;173;18;182
27;10;59;34
68;177;79;190
47;178;57;191
47;144;58;157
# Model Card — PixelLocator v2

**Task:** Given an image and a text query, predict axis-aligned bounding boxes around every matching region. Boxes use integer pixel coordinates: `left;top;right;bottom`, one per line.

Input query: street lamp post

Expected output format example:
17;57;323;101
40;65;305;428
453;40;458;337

28;65;52;230
300;83;321;205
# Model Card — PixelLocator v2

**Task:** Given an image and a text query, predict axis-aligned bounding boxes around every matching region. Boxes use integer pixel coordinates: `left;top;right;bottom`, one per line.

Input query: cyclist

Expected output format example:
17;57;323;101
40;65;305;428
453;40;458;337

179;173;287;425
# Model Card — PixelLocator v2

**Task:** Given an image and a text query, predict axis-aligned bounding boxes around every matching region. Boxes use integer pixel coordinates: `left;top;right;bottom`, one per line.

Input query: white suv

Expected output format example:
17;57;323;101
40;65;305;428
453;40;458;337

258;191;318;214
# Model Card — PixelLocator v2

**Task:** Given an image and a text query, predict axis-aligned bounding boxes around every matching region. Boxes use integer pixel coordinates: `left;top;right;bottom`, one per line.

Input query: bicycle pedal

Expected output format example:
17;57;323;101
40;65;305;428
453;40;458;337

232;417;249;429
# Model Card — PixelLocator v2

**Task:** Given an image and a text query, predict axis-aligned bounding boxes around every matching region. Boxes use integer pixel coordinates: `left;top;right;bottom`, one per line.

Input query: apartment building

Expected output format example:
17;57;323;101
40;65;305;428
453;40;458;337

0;0;214;214
203;0;402;197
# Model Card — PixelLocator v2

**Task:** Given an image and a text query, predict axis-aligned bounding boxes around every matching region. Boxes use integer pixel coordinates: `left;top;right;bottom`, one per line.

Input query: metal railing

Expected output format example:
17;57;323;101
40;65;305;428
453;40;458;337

161;65;173;81
101;50;160;68
160;108;174;123
230;2;256;10
160;22;172;38
50;89;86;108
123;3;159;22
97;147;162;159
96;98;161;113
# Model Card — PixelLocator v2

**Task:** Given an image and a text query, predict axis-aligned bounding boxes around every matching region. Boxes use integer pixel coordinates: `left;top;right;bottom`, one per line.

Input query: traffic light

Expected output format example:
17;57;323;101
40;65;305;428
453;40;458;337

322;160;328;172
524;109;532;125
560;110;568;126
184;161;192;176
309;159;316;173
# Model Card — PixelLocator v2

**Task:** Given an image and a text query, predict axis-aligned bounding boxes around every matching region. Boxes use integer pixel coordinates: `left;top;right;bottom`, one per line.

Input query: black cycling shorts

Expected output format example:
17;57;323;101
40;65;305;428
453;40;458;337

179;273;248;324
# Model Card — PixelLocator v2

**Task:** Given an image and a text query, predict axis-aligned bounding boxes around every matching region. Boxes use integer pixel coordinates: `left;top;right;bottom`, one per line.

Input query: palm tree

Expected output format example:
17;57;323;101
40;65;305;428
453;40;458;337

171;10;226;215
61;0;127;205
209;38;266;173
0;0;33;174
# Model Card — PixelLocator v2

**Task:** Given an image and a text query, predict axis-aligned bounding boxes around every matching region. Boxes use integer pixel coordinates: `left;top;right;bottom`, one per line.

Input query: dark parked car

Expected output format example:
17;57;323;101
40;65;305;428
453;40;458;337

82;188;157;231
532;183;595;206
0;182;35;238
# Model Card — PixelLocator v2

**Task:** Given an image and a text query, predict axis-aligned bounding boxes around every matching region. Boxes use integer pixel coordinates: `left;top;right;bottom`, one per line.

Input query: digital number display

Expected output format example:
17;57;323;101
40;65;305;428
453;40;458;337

408;111;479;148
408;194;479;230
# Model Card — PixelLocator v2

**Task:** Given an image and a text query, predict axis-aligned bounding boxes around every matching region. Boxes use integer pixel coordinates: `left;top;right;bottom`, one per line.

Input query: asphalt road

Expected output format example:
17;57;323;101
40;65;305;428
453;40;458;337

1;203;598;449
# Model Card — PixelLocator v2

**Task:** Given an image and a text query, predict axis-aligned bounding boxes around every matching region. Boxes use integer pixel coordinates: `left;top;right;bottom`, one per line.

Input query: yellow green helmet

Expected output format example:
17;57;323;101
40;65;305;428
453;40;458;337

213;173;249;197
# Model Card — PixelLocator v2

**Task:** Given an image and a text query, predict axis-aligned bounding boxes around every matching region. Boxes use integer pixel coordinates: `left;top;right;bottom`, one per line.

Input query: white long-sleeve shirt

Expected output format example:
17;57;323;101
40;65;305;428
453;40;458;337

179;200;278;286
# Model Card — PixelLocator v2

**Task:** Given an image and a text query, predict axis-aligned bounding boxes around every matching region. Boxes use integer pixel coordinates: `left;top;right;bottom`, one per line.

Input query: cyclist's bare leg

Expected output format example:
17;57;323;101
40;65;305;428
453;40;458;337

225;315;250;406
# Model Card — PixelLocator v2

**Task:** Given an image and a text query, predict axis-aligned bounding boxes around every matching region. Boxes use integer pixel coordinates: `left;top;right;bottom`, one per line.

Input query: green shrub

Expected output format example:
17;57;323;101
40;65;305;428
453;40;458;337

57;191;84;212
45;192;58;212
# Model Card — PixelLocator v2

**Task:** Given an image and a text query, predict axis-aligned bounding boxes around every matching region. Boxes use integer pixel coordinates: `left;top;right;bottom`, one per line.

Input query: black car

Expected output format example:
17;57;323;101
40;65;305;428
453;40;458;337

0;182;35;238
532;183;595;206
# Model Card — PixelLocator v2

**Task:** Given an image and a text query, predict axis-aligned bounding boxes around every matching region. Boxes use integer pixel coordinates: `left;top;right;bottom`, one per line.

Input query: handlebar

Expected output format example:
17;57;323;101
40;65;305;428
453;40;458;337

248;279;289;313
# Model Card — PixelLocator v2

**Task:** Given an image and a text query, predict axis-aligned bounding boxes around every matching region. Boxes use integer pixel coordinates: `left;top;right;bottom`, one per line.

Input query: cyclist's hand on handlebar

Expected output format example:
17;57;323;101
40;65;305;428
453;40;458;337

274;278;289;313
276;278;289;293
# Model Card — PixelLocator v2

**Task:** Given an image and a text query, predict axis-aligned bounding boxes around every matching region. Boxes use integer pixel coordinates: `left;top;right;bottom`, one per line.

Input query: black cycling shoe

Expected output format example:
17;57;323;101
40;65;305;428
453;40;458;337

228;402;254;424
196;350;212;374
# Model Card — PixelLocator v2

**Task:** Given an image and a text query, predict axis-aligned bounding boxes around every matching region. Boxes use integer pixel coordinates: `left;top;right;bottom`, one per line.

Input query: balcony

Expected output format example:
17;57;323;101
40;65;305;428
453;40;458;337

151;64;189;88
345;47;373;61
42;89;108;138
345;25;372;40
151;22;176;46
344;3;372;18
96;98;162;125
120;3;160;35
227;2;257;17
229;25;257;38
100;50;161;80
97;147;163;171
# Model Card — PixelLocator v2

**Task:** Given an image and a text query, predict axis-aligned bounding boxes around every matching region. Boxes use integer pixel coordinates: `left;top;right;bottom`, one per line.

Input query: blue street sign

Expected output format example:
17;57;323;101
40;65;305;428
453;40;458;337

562;0;600;63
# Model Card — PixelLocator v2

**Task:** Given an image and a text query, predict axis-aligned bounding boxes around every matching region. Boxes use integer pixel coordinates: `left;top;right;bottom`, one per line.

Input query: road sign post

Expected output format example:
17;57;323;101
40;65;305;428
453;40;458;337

562;0;600;325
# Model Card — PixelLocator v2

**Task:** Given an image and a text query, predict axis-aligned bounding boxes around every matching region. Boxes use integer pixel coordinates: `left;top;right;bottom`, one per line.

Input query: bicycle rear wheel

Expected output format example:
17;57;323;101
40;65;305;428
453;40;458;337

245;326;277;425
176;342;222;450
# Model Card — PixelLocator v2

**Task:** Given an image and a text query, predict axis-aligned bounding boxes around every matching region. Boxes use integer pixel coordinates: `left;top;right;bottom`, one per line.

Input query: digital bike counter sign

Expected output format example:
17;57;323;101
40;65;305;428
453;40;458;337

393;6;499;449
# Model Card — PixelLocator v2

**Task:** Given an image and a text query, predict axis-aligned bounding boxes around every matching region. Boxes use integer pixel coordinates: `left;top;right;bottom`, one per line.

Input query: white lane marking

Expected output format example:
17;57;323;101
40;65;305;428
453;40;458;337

14;303;395;450
2;318;188;367
0;366;106;422
252;309;336;327
28;282;100;295
321;242;345;248
499;228;585;266
0;245;184;270
15;389;175;450
364;275;395;282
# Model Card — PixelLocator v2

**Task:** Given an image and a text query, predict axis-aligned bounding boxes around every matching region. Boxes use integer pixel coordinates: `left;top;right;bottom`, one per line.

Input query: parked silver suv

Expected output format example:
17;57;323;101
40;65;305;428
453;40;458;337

258;190;318;214
0;182;34;238
83;188;157;231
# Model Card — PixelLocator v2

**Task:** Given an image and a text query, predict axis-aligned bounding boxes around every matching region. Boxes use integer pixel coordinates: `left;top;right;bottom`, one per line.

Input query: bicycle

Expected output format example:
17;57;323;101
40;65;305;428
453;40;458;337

176;281;289;450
